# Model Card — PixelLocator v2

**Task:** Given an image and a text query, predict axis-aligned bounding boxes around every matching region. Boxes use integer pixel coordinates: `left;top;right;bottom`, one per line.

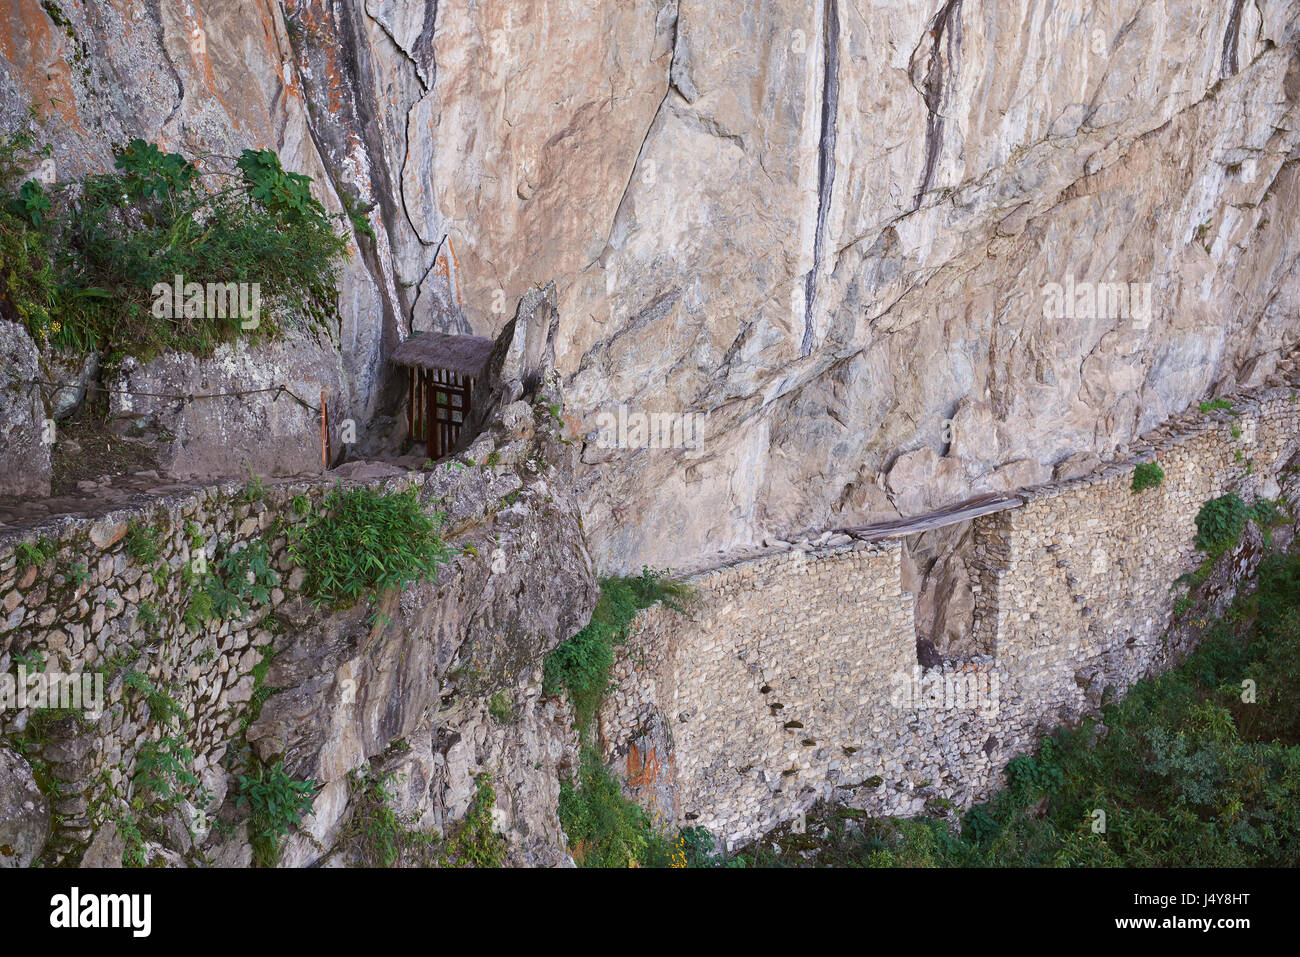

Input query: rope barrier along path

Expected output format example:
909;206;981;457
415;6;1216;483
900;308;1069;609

10;377;324;414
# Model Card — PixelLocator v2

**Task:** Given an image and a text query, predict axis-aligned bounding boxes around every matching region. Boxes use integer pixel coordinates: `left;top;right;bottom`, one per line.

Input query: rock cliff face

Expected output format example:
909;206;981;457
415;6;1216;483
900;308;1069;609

3;0;1299;569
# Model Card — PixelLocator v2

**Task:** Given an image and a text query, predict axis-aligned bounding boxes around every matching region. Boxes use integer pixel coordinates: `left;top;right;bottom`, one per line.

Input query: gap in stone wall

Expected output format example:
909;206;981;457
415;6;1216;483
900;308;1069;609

903;520;985;664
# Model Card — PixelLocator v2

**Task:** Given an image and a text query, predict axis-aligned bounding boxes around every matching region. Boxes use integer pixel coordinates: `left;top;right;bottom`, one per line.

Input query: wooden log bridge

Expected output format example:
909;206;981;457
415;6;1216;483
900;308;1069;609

832;493;1024;542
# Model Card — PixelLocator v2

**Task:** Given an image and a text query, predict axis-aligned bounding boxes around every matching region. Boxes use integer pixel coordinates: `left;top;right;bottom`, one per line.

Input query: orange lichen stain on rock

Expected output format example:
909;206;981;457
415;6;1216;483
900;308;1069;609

625;743;662;790
444;237;464;305
180;1;226;108
1;0;84;133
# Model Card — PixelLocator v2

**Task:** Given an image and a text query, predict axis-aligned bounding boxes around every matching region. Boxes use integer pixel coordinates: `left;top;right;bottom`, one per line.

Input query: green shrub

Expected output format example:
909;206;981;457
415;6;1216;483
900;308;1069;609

339;768;432;867
0;111;348;359
133;734;199;805
543;567;693;734
184;537;278;629
124;521;165;565
15;537;55;570
440;773;506;868
488;691;512;724
558;748;673;868
123;671;186;727
1131;461;1164;493
546;569;695;868
1194;493;1248;557
1199;398;1234;414
236;760;319;868
288;484;452;609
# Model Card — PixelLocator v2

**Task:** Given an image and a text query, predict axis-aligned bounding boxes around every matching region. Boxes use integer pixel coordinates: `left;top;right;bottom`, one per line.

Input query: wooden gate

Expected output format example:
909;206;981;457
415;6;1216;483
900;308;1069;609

408;367;474;460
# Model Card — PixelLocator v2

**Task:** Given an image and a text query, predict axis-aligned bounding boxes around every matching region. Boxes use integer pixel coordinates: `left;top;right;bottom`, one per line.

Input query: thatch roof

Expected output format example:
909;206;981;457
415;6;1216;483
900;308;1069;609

390;332;495;377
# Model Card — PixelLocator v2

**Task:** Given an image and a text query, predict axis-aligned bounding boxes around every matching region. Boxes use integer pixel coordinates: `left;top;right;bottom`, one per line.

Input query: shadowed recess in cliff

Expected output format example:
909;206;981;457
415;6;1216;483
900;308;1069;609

802;0;839;358
1221;0;1246;77
912;0;964;211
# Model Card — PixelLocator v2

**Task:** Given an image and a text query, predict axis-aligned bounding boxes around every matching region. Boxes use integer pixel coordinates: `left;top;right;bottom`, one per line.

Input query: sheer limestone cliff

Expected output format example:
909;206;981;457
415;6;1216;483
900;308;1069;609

2;1;1297;571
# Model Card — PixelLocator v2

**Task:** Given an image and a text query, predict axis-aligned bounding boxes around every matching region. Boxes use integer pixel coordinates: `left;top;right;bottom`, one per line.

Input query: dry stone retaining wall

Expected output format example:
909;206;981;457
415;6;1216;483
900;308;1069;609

0;375;598;867
0;470;423;857
602;383;1300;848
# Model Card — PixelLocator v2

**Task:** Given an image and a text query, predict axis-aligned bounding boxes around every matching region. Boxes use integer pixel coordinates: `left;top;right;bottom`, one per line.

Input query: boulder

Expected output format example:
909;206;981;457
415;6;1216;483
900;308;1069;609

0;746;49;867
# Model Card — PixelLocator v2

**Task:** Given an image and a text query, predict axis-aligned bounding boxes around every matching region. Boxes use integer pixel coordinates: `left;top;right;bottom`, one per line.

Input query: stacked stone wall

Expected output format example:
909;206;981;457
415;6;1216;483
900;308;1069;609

0;470;423;854
602;384;1300;848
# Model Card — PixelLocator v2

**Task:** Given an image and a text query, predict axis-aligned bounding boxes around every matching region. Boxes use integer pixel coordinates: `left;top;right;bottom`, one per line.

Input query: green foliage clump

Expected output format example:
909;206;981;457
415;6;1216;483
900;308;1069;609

441;773;507;868
1199;398;1234;414
488;691;512;724
559;748;676;868
123;670;186;728
0;107;348;359
288;484;452;609
184;537;279;630
1131;461;1164;493
236;760;319;868
15;536;55;570
545;569;698;867
124;521;165;565
1194;493;1249;557
133;735;199;805
339;767;433;867
0;112;59;339
543;568;693;732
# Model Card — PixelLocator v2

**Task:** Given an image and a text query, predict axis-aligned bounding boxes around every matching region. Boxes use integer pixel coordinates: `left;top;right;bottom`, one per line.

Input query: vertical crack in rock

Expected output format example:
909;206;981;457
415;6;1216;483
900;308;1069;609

802;0;839;358
281;1;406;354
1220;0;1246;78
912;0;963;212
587;4;679;270
366;0;439;91
150;1;187;126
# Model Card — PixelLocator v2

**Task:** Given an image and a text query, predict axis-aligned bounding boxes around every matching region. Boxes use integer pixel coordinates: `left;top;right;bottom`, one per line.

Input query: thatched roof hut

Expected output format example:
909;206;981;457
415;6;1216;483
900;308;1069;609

390;332;495;378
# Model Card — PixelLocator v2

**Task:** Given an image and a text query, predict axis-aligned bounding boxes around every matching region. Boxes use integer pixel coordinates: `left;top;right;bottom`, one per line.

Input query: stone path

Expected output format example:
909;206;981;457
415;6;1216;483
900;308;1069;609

0;454;430;533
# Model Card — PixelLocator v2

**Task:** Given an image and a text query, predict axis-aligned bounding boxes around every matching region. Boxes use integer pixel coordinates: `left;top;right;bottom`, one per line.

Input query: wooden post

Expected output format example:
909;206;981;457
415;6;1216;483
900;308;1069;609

320;389;328;469
407;368;415;444
425;369;435;461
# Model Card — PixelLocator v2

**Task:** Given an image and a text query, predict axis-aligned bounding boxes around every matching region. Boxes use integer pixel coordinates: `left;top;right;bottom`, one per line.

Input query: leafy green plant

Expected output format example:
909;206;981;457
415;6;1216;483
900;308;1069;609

133;734;199;805
1131;461;1164;493
123;670;186;727
488;691;512;724
439;773;506;868
543;568;693;734
1199;398;1234;414
137;601;160;629
1194;493;1248;557
546;569;694;868
184;537;278;629
124;521;165;565
16;537;54;570
236;760;319;868
288;484;453;609
339;767;434;867
0;117;348;358
243;470;267;503
13;648;45;671
67;561;89;587
559;748;675;868
119;818;148;867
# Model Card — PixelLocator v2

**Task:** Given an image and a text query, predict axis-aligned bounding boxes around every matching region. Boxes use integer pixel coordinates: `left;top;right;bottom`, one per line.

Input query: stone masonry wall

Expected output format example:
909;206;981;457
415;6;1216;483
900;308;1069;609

601;380;1300;849
0;475;338;857
0;360;598;867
